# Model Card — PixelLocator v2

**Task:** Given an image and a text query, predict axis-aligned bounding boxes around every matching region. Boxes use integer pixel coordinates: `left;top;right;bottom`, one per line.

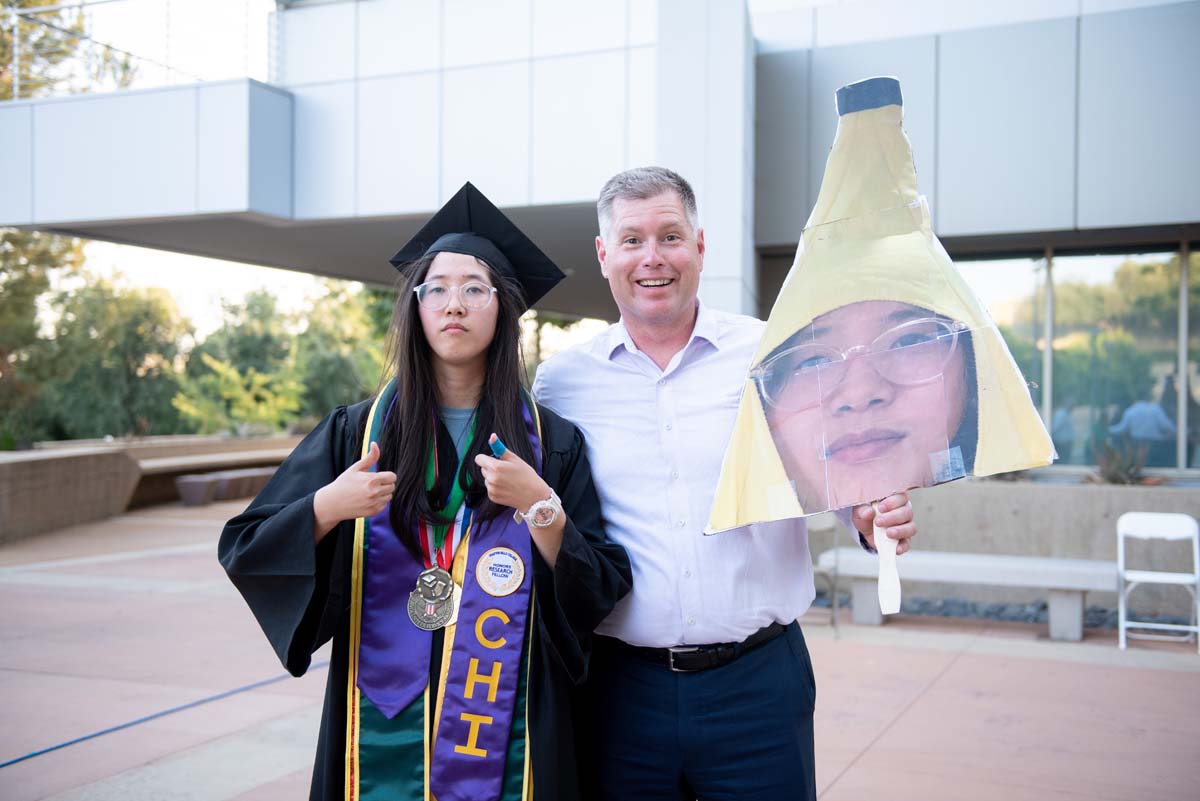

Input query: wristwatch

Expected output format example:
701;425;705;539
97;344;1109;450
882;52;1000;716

517;489;562;528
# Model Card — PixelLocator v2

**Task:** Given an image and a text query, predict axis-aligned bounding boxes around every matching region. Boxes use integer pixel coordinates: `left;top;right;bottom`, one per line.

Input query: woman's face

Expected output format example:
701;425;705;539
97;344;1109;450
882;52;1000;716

761;300;968;511
416;251;500;371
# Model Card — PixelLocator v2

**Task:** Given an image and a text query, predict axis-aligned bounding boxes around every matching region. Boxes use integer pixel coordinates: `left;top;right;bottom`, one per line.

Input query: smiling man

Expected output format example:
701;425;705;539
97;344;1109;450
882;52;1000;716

532;167;918;801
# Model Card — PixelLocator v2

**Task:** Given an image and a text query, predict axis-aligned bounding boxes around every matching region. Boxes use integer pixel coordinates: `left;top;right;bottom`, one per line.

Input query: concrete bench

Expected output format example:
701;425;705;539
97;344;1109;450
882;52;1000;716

133;449;292;508
816;547;1119;641
139;449;294;475
174;467;277;506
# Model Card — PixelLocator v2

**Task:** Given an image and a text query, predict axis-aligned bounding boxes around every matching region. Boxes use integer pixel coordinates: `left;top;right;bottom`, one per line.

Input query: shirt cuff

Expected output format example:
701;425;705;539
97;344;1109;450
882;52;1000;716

857;530;877;554
835;507;876;554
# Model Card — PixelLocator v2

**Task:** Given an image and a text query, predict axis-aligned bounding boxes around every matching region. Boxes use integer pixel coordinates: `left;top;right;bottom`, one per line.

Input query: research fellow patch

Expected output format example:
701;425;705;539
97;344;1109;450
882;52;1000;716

475;547;525;597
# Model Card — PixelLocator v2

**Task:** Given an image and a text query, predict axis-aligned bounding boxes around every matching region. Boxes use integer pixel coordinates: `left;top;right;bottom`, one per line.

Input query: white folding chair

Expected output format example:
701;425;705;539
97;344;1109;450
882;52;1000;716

1117;512;1200;652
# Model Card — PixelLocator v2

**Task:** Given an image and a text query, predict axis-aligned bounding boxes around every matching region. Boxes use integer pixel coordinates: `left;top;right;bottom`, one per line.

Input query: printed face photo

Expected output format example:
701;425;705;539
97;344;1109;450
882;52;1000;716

753;300;977;512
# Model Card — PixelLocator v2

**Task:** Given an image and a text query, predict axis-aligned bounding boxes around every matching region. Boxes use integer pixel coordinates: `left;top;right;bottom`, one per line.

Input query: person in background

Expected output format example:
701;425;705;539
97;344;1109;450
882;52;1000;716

1110;384;1177;467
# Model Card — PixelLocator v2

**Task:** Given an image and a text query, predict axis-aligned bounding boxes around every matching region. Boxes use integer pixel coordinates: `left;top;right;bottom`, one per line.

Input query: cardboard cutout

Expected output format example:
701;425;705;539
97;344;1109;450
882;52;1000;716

707;77;1054;609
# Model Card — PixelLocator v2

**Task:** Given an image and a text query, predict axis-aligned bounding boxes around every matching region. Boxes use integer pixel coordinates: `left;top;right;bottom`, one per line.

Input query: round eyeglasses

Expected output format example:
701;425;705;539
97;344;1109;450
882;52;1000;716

752;317;967;412
413;280;498;311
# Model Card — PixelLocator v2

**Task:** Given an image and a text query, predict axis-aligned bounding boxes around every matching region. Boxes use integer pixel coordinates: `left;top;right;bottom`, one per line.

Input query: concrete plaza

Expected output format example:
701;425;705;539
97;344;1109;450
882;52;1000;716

1;502;1198;800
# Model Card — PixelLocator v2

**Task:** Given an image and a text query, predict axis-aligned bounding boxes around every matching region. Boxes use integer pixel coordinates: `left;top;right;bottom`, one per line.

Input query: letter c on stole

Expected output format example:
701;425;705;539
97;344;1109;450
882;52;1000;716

475;608;510;649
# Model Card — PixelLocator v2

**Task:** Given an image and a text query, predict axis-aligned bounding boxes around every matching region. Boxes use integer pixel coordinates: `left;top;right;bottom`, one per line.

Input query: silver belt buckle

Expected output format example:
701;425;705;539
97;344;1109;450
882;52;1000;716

666;646;699;672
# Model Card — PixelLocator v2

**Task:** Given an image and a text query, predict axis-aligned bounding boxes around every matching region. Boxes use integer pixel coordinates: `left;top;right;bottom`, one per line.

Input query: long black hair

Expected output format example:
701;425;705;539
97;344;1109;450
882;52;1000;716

374;252;535;562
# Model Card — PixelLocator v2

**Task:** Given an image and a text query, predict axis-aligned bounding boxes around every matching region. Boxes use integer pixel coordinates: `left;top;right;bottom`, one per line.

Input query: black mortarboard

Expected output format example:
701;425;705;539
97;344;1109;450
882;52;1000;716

388;182;565;310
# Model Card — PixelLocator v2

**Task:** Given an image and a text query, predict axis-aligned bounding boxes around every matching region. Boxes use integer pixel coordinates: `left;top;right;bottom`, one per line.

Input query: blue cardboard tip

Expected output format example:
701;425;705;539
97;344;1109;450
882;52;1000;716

836;76;902;116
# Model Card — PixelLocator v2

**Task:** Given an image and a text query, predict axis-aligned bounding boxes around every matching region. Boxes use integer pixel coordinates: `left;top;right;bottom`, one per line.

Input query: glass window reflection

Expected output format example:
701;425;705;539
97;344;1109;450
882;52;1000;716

954;256;1045;413
1186;250;1199;468
1052;252;1179;468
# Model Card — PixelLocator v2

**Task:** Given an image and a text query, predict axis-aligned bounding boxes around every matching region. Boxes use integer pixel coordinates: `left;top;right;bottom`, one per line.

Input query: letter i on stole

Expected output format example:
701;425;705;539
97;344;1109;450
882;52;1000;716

454;607;510;758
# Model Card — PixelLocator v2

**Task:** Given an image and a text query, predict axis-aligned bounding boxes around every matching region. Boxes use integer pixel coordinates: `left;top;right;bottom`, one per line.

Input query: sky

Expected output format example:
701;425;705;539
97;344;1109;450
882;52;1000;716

82;241;330;338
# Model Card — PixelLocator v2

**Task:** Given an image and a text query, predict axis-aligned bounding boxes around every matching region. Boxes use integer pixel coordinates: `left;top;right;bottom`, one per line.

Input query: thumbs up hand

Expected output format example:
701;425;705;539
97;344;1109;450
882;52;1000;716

474;434;549;513
313;442;398;540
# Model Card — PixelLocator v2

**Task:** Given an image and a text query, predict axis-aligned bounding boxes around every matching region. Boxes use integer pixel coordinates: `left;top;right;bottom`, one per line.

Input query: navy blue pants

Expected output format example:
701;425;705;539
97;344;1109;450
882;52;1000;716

579;622;817;801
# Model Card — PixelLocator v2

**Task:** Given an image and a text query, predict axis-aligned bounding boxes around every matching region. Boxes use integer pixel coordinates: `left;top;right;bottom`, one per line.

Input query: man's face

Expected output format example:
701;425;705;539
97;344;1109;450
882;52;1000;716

596;192;704;331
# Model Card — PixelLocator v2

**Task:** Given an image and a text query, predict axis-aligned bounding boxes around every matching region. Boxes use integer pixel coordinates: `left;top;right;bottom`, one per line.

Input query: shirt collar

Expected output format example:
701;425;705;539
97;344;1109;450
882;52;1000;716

604;301;723;360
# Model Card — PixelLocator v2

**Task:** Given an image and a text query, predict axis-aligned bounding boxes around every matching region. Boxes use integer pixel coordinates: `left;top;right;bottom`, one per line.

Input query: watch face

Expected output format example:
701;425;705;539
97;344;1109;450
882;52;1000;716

531;504;556;527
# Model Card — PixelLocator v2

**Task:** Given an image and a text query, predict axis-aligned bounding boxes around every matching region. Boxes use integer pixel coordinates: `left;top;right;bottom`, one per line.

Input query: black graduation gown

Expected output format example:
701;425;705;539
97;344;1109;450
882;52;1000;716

218;399;632;801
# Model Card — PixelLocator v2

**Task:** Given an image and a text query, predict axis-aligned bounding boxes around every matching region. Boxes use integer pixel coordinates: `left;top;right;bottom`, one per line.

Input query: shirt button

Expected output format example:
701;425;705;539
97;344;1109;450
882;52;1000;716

665;423;673;430
671;470;679;479
684;568;692;577
676;520;685;528
687;617;697;626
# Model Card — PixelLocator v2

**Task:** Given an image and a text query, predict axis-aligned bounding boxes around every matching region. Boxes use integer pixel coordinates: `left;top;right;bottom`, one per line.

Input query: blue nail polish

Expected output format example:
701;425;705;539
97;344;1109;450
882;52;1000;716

489;438;507;458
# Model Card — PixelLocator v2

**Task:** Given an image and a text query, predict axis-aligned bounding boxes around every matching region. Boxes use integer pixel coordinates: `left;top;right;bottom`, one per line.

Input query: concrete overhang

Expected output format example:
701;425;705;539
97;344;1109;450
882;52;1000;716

32;205;618;321
0;79;617;321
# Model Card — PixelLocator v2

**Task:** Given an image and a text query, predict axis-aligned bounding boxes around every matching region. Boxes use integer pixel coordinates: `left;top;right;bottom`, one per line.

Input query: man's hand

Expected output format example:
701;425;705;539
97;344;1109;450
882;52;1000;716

312;441;397;541
474;434;550;513
852;492;916;555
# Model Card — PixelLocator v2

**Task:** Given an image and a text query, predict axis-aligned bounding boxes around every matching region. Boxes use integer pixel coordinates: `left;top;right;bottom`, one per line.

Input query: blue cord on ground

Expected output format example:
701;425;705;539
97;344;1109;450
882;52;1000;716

0;660;330;769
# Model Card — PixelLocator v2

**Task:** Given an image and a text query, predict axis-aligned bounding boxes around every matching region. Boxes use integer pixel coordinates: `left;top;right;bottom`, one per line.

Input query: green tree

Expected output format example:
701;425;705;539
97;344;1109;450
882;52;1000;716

29;275;192;440
1;0;136;447
1109;255;1181;338
361;285;397;341
996;323;1043;397
1053;328;1155;462
177;289;304;434
2;0;135;101
187;290;293;379
0;231;86;447
294;282;385;420
173;353;302;435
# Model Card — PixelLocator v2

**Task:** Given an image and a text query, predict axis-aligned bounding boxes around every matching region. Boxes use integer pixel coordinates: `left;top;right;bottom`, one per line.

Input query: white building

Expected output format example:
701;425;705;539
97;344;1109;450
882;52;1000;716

2;0;1198;466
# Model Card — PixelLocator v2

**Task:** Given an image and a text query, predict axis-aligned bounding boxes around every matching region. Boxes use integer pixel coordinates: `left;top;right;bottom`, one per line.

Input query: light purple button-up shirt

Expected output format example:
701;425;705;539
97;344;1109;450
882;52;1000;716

534;303;834;648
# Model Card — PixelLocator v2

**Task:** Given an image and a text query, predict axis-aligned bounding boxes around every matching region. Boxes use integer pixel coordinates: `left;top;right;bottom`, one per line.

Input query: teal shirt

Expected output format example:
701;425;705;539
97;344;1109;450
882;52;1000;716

440;406;475;461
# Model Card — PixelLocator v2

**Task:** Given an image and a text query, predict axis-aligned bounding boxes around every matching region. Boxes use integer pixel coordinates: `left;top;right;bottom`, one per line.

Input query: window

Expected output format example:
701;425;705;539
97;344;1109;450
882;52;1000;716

1187;249;1199;468
764;244;1196;472
955;256;1045;415
1052;252;1179;468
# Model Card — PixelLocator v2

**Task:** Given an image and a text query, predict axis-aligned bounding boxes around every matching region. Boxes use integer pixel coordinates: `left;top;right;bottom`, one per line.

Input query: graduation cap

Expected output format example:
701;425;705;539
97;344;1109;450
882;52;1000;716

388;182;565;310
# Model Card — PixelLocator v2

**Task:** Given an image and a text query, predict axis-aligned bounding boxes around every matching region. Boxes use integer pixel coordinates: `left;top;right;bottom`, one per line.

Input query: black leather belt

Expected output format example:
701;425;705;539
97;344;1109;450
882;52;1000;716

607;621;789;673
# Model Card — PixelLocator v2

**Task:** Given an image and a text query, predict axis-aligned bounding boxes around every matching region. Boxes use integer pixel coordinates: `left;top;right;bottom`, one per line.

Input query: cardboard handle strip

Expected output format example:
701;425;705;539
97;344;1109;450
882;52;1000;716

874;506;901;615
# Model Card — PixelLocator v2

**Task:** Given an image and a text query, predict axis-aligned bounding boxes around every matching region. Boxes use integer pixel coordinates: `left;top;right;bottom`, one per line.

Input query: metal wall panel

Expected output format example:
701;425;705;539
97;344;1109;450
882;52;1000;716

34;89;197;223
248;83;294;219
292;83;356;219
357;73;440;216
441;62;531;206
755;49;809;247
0;105;33;225
1078;1;1200;228
533;0;626;57
357;0;442;78
443;0;531;69
196;82;250;214
937;18;1077;236
276;2;356;86
627;46;657;169
531;52;626;204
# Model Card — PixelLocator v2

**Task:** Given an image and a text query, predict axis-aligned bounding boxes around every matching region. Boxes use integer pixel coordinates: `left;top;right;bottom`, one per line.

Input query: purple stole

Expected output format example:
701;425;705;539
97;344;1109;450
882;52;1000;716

346;380;540;801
